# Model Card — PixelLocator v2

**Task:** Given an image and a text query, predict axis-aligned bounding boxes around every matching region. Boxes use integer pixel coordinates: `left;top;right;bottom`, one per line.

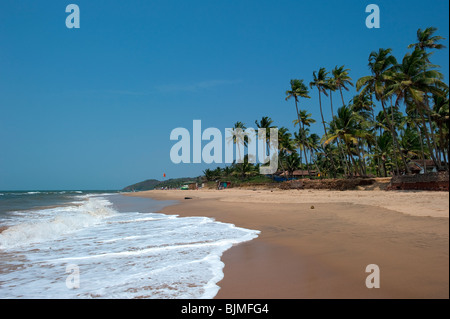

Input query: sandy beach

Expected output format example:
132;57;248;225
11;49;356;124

127;188;449;299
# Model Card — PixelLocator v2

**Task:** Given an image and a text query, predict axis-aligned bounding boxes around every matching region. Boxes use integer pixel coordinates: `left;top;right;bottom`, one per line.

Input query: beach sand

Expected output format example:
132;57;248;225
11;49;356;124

126;189;449;299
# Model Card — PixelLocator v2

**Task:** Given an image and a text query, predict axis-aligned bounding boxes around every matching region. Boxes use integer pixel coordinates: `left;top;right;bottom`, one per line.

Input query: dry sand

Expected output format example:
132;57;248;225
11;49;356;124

127;189;449;299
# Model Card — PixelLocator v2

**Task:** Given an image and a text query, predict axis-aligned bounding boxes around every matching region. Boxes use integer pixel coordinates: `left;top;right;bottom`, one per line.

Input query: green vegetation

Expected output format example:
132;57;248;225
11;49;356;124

122;177;201;191
125;27;448;190
216;27;448;180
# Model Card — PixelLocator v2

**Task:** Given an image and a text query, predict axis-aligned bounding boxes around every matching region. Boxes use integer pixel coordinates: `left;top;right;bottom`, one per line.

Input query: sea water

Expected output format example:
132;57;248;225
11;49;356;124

0;191;259;298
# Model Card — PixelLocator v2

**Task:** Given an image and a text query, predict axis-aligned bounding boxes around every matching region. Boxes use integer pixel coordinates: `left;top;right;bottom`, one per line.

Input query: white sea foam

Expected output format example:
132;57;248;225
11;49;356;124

0;195;259;299
0;197;116;249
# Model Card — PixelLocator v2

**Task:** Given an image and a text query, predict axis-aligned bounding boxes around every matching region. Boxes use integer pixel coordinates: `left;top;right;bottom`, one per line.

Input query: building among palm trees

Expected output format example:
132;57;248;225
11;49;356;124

407;160;439;174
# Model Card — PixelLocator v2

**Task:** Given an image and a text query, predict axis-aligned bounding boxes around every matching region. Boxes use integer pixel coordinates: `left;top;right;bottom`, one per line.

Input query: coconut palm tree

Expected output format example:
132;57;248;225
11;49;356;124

386;48;448;171
327;76;337;117
310;68;338;177
277;127;294;176
203;168;217;181
431;88;449;167
307;133;321;174
294;127;311;176
310;68;331;136
227;121;248;163
286;79;311;127
255;116;275;157
376;132;394;176
284;152;301;179
325;105;361;176
293;109;316;167
331;67;354;176
408;27;446;53
333;65;354;107
356;48;404;174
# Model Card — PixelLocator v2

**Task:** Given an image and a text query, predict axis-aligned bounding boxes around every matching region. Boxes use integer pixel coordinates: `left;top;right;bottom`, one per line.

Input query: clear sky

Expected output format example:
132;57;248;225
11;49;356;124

0;0;448;190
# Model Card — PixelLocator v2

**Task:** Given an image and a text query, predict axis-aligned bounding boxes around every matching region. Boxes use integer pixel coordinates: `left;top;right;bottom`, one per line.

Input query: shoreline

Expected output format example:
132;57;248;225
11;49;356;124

126;189;449;299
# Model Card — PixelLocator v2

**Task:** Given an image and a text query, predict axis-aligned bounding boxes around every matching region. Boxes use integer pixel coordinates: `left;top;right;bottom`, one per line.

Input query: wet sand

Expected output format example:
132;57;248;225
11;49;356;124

126;189;449;299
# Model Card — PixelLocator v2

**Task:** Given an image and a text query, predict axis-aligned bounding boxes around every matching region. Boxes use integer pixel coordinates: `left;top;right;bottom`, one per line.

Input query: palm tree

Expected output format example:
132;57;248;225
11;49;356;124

227;121;247;163
222;166;234;178
327;76;337;117
406;27;448;170
376;132;394;176
351;93;380;174
203;168;217;181
307;133;322;175
310;68;330;136
409;26;447;169
277;127;294;176
399;127;422;165
431;88;449;167
278;127;294;154
255;116;275;157
284;152;301;178
408;27;446;54
310;68;338;177
286;79;311;136
232;155;257;180
331;67;354;176
293;109;316;168
294;127;312;176
386;48;448;171
325;105;361;176
333;65;354;107
357;48;404;174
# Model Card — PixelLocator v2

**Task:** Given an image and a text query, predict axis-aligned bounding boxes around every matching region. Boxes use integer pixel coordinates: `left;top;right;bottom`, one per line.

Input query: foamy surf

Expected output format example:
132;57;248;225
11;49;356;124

0;197;116;249
0;194;259;299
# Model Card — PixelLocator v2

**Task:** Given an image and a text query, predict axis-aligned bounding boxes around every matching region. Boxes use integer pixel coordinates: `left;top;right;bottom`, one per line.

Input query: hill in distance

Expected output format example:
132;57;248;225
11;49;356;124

122;177;200;192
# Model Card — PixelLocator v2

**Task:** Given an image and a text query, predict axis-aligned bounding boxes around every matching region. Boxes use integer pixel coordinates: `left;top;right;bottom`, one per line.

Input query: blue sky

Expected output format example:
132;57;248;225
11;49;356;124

0;0;448;190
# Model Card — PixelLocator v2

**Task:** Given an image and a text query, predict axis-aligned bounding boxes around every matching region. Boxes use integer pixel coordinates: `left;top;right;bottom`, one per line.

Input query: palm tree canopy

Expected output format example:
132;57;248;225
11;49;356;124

310;67;330;96
356;48;398;101
324;105;359;146
385;48;448;108
285;79;310;101
255;116;274;130
293;109;316;127
408;27;446;51
332;65;354;91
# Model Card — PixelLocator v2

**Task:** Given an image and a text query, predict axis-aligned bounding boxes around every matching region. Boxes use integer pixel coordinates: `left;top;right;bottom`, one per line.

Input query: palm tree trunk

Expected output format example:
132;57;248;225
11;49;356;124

330;90;335;118
303;146;311;177
382;160;387;177
340;139;350;177
391;98;411;174
318;90;337;178
294;99;303;167
302;123;312;177
318;91;328;136
417;104;441;171
424;97;443;170
371;108;382;177
330;90;349;177
438;127;448;170
339;87;346;107
380;100;400;175
416;125;427;173
346;144;359;176
360;139;368;176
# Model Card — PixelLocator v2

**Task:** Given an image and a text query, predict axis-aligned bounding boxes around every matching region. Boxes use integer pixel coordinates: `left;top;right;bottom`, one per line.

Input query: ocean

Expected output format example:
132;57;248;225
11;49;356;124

0;191;259;298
